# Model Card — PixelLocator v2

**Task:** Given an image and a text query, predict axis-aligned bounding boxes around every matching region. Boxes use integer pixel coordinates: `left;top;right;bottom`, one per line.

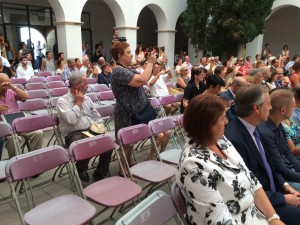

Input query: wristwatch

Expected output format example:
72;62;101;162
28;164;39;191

267;213;280;223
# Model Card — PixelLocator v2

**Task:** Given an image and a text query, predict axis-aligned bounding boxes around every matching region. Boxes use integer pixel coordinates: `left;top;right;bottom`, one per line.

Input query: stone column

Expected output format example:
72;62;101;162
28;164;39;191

246;34;264;63
115;26;138;54
157;29;176;70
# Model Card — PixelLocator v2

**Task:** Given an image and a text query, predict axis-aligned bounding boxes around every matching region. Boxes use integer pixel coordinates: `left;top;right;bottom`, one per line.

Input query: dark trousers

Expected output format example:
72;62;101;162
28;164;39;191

276;204;300;225
65;130;112;175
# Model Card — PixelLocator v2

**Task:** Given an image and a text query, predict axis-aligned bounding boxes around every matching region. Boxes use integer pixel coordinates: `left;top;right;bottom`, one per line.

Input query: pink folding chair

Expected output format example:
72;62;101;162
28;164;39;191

93;84;109;92
94;104;114;131
28;77;47;83
150;97;163;117
38;71;52;77
148;117;182;165
47;81;65;89
118;124;177;195
85;92;99;103
175;93;184;103
65;80;70;87
14;83;25;90
5;145;96;225
26;82;47;90
47;75;62;82
68;134;142;224
50;87;69;97
98;90;115;105
10;78;27;85
171;182;188;225
17;98;48;114
160;95;179;121
166;83;176;88
87;77;97;85
48;97;60;115
26;90;49;99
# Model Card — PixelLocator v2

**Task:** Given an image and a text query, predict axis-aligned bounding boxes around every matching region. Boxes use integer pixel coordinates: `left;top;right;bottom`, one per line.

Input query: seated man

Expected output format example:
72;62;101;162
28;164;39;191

57;72;111;182
0;73;43;158
16;55;34;81
259;88;300;190
225;85;300;225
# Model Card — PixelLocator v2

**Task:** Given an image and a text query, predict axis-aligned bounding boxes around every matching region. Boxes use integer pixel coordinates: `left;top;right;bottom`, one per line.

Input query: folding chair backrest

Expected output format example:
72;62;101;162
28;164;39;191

15;83;25;90
38;71;52;78
148;117;175;135
150;98;161;109
94;104;114;117
10;78;27;85
69;134;115;161
85;92;98;102
47;75;62;82
49;97;59;108
28;77;47;83
177;114;183;128
18;98;48;111
118;124;152;145
98;90;115;101
115;190;178;225
166;83;176;88
0;122;13;137
171;182;187;217
93;84;109;92
160;95;177;105
5;145;69;182
26;82;46;90
47;81;65;89
50;87;69;97
26;90;49;99
87;77;97;84
175;93;184;102
12;114;54;133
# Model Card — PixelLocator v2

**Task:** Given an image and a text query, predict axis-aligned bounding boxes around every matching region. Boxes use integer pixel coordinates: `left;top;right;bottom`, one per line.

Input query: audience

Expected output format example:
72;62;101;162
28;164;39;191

16;55;34;81
41;51;55;72
62;58;78;81
176;66;190;89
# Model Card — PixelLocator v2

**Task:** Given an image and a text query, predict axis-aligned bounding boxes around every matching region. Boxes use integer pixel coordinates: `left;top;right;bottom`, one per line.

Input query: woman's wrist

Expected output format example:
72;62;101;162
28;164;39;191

267;213;280;223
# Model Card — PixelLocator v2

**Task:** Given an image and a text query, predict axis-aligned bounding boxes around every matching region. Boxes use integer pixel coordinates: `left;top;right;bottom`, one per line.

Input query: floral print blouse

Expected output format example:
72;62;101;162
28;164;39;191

176;136;266;225
282;120;300;147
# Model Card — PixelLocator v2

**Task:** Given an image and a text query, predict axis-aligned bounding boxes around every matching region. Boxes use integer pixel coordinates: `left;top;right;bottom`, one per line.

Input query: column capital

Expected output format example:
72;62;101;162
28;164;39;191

157;29;177;33
114;26;139;31
54;21;84;26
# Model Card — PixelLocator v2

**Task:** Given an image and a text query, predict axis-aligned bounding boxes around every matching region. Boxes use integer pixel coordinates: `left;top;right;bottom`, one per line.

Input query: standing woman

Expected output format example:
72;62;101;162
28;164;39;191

282;44;290;58
175;58;183;76
5;40;16;66
290;62;300;88
111;42;156;175
135;44;145;64
18;42;26;60
157;46;167;64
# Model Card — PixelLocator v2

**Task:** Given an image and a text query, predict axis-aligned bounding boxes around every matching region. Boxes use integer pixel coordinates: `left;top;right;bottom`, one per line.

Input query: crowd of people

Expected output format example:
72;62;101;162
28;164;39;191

2;30;300;224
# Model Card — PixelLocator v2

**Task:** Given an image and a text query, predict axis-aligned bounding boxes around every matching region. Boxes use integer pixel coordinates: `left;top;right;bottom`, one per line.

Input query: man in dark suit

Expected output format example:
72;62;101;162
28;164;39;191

220;77;248;122
225;85;300;225
259;88;300;190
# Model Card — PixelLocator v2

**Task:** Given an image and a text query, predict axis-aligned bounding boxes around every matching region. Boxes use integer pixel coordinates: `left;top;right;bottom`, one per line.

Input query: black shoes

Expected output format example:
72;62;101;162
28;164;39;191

78;171;90;182
93;171;109;181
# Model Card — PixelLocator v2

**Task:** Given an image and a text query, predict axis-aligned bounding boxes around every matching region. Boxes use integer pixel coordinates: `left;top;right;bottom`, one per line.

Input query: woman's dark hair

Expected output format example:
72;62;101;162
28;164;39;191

191;67;206;81
101;62;110;71
111;42;130;61
159;46;165;52
57;59;62;67
292;62;300;72
226;66;235;75
183;94;226;146
214;66;225;76
20;42;25;48
152;46;159;52
283;44;288;50
135;44;141;55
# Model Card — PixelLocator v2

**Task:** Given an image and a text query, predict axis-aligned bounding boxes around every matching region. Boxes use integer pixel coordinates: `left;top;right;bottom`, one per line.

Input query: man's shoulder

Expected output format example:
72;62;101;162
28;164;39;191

225;118;244;138
220;89;232;99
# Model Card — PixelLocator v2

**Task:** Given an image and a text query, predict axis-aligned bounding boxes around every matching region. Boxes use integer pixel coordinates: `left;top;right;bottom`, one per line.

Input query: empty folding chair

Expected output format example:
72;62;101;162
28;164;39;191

148;117;182;165
87;77;97;85
93;84;109;93
50;87;69;97
94;104;114;132
118;124;177;195
47;81;65;89
25;82;47;91
18;98;49;115
98;90;115;105
171;182;188;225
26;89;49;99
10;78;27;85
38;71;52;77
28;77;47;83
47;75;62;82
115;190;183;225
85;92;99;103
175;114;187;147
68;134;142;224
5;145;96;225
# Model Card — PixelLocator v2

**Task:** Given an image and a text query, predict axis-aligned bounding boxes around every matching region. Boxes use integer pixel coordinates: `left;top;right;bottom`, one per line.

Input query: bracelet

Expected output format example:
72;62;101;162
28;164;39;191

283;182;289;187
12;85;18;91
267;213;280;223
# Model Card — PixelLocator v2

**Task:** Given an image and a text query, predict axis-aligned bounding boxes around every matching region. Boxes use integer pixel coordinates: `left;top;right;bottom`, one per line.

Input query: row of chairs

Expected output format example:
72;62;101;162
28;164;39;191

3;114;186;225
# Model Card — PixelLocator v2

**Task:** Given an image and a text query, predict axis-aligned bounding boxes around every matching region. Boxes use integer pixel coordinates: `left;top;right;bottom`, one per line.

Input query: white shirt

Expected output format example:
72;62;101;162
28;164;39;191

16;65;34;81
56;91;103;137
148;74;169;97
1;56;10;67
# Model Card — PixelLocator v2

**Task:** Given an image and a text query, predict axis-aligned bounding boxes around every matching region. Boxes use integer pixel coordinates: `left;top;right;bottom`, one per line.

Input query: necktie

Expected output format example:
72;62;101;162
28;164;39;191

253;128;276;192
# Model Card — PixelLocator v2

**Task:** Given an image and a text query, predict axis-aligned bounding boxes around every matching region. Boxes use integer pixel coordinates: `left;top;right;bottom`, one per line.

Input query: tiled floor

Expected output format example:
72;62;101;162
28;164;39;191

0;125;181;225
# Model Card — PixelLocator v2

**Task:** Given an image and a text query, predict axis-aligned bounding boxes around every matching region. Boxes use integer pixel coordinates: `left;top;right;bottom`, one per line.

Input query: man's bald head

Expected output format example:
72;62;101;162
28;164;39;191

0;73;9;83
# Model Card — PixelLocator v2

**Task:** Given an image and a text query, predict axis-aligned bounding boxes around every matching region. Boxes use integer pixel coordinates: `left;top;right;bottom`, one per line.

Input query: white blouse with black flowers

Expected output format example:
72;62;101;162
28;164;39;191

176;135;268;225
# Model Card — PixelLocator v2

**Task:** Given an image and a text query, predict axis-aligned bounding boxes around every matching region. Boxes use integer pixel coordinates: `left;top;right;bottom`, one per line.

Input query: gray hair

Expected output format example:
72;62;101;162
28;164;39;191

69;71;85;88
248;68;261;78
67;58;75;65
235;85;267;118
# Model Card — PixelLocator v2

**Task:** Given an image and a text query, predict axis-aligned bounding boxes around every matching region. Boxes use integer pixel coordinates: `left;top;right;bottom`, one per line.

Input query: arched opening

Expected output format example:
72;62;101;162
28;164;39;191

137;6;158;49
264;6;300;57
20;27;47;57
175;13;189;56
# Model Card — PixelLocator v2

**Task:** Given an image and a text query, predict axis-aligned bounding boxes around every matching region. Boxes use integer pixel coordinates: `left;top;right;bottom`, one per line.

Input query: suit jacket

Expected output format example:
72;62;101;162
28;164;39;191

225;117;286;207
220;89;236;122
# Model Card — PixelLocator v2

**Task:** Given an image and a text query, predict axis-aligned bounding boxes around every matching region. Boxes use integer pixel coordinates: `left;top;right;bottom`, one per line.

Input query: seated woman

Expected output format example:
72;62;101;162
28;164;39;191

180;67;206;113
97;63;112;87
176;94;284;225
282;119;300;157
176;66;190;89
